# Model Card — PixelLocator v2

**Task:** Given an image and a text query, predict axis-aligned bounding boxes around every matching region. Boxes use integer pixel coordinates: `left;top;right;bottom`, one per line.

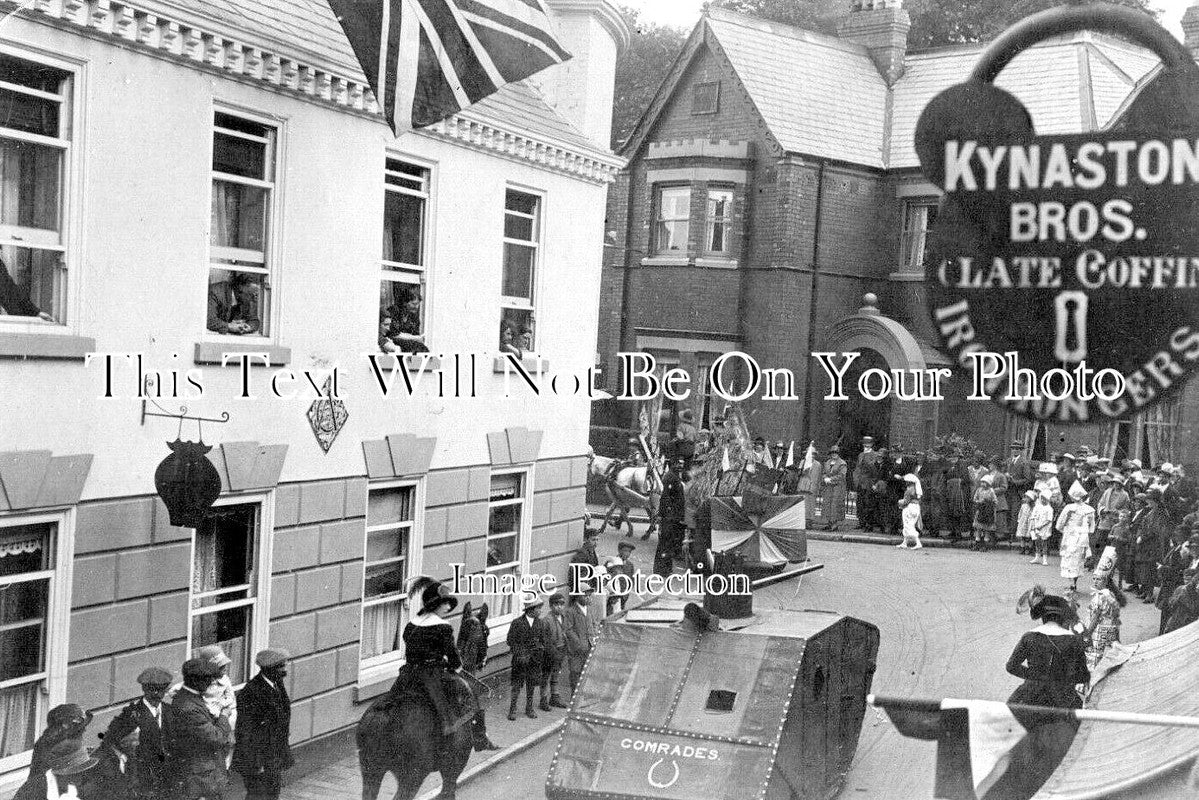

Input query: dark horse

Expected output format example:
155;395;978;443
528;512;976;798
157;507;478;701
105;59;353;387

358;690;474;800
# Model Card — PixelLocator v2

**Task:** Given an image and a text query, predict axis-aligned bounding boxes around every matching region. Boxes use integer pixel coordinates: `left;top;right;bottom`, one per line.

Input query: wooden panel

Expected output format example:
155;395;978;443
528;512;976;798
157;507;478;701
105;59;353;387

487;430;512;466
385;434;416;476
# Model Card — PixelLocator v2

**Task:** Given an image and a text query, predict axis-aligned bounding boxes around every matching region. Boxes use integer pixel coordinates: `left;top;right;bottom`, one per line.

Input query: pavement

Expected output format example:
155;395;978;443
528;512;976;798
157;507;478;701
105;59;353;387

281;514;1163;800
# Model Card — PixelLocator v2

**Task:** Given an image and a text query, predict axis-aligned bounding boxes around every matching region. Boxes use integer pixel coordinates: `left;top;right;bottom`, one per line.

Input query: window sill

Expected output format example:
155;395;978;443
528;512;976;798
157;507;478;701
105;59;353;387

696;256;738;269
0;331;96;360
194;341;292;366
390;352;441;372
641;255;690;267
355;660;403;702
492;354;549;374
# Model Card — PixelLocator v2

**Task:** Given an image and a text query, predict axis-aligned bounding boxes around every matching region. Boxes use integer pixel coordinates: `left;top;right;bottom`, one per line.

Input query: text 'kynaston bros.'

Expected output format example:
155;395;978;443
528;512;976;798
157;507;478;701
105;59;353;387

944;138;1199;192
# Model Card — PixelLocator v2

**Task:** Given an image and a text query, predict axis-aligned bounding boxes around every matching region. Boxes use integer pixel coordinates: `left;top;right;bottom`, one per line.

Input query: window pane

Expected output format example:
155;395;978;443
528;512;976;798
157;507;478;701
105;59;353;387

361;599;403;660
207;268;265;335
0;683;38;758
193;506;256;594
383;189;424;265
480;565;518;618
0;138;61;231
211;180;267;251
709;222;727;253
0;620;45;681
366;527;407;565
212;130;267;180
486;534;517;566
708;190;732;220
490;474;521;500
505;191;537;215
0;524;51;576
385;159;426;187
364;560;406;599
660;188;690;218
499;308;534;353
504;213;534;241
0;87;61;139
0;244;65;321
502;243;534;299
489;504;520;538
0;580;48;626
191;605;250;685
367;487;414;527
379;282;425;352
656;220;688;251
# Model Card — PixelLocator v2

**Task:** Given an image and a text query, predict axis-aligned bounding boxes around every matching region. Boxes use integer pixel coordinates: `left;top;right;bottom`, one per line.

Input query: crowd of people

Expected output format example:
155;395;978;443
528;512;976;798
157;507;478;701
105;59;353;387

15;646;293;800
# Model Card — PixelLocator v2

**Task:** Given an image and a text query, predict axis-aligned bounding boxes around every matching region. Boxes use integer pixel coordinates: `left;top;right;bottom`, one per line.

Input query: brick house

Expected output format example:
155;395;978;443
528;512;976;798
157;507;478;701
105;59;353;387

598;0;1199;467
0;0;626;790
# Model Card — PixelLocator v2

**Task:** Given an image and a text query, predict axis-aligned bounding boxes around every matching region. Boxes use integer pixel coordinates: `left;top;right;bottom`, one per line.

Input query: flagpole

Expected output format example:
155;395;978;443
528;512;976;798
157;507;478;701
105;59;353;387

870;694;1199;730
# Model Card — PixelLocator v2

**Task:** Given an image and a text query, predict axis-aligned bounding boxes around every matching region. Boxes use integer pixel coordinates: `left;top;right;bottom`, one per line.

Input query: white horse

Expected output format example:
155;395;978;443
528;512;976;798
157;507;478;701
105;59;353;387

588;452;660;540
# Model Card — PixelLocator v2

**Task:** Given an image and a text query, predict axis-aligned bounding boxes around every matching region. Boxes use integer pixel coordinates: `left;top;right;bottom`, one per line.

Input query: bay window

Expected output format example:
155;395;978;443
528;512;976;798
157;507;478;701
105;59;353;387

706;188;733;254
0;53;72;323
654;186;690;253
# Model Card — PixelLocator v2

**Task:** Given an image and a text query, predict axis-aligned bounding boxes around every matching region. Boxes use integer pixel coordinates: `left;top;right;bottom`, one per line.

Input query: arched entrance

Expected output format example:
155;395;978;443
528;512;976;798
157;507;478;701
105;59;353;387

818;294;947;459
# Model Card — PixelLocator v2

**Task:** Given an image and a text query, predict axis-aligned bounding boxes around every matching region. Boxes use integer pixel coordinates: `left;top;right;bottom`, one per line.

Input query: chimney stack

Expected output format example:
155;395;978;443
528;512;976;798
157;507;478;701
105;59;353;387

836;0;911;85
1183;1;1199;60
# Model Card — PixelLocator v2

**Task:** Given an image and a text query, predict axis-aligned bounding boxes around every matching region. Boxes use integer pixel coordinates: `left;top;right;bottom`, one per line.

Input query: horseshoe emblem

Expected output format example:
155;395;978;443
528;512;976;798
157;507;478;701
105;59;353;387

647;758;680;790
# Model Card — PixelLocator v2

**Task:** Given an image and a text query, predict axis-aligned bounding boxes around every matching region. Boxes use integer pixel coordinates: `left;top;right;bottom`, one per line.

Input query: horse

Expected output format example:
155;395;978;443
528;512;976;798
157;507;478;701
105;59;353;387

358;691;474;800
587;452;660;540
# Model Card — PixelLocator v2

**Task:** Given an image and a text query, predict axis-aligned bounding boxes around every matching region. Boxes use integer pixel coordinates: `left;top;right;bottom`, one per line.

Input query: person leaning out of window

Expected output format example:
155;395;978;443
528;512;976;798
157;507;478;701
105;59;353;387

381;286;428;353
207;273;261;335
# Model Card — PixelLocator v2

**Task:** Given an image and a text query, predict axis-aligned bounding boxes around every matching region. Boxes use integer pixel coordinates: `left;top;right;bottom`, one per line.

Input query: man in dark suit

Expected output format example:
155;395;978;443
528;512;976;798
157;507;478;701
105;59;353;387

534;592;570;711
655;459;686;577
101;667;173;800
506;598;544;720
853;436;881;531
232;650;293;800
165;658;233;800
563;590;595;696
569;529;600;593
1005;440;1035;538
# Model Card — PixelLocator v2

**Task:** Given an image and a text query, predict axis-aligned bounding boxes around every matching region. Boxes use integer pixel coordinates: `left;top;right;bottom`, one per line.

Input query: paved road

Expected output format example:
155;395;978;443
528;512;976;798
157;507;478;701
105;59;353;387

454;536;1161;800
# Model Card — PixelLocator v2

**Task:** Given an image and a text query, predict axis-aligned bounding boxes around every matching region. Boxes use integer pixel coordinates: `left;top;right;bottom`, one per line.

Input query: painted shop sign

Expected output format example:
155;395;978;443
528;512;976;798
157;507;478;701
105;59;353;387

916;5;1199;424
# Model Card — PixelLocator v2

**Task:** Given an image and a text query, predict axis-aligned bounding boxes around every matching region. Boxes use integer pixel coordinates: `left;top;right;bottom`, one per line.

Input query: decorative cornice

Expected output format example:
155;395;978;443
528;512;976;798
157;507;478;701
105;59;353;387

4;0;622;183
421;114;623;184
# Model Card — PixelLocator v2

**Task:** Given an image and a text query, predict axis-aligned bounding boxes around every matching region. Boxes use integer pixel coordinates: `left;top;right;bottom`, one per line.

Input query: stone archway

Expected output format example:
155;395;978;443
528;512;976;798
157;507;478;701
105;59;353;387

818;294;946;456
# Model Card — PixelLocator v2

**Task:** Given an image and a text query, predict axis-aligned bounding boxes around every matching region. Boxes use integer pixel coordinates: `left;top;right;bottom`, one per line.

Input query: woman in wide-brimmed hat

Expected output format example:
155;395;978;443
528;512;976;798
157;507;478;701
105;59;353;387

896;474;923;549
1056;481;1095;594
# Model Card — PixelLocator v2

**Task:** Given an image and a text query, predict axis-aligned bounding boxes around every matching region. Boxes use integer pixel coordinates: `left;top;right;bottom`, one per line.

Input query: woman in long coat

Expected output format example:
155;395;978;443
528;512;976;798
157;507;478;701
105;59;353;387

821;446;848;531
1056;482;1095;594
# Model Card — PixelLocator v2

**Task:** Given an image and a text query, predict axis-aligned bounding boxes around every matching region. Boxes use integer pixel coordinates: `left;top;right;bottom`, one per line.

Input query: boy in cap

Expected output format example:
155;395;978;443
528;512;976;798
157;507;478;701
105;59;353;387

533;593;570;711
165;658;232;799
232;650;293;800
506;597;545;720
102;666;173;799
604;540;637;615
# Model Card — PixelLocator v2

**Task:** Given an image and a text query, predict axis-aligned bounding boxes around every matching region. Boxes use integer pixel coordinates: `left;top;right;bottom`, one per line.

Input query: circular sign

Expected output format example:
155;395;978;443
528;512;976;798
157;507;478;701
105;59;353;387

916;8;1199;424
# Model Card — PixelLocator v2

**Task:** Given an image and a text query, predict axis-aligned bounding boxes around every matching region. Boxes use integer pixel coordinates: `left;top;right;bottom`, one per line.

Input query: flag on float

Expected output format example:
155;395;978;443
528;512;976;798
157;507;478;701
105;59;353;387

874;697;1066;800
801;441;816;472
327;0;571;135
761;445;775;470
721;447;731;474
784;441;795;468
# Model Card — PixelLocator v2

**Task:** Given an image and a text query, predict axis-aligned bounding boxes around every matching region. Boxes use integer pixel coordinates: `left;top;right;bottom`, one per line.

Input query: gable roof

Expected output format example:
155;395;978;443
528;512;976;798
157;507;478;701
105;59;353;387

625;7;1162;171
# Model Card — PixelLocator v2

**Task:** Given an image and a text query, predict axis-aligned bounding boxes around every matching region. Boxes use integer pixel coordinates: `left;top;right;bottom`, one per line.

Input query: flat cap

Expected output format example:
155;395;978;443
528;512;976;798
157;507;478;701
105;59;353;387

182;657;221;680
255;648;291;669
137;667;173;686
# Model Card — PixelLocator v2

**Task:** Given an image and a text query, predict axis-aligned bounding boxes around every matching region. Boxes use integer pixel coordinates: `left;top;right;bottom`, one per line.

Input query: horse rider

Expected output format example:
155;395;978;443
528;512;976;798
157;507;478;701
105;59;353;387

385;577;475;736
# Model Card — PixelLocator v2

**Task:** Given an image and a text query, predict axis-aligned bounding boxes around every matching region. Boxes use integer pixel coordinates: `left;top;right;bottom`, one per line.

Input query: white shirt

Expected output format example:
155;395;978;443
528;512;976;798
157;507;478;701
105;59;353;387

142;699;162;727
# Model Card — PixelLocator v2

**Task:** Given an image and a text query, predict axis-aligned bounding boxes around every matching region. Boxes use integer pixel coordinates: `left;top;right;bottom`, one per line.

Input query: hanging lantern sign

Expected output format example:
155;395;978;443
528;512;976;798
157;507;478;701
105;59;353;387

154;439;223;528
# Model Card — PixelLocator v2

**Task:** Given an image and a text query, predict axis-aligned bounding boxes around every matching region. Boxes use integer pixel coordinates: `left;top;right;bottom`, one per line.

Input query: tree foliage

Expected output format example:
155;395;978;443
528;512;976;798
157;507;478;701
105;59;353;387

610;6;688;150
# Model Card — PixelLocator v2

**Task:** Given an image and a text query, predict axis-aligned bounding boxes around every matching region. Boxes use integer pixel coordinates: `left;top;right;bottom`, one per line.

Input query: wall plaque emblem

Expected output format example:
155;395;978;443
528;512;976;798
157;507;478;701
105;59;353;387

307;376;348;453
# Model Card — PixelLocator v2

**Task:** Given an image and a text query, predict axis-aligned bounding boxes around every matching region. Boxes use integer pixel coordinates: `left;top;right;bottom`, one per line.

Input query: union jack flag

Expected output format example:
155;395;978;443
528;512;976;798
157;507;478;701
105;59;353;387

328;0;571;134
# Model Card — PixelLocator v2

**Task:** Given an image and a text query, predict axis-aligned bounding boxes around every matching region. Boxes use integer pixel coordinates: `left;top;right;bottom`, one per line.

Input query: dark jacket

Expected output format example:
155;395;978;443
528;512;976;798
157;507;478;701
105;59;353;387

506;614;544;668
164;688;232;793
103;698;170;790
534;612;568;664
232;673;294;778
403;620;462;670
563;602;594;658
569;546;600;593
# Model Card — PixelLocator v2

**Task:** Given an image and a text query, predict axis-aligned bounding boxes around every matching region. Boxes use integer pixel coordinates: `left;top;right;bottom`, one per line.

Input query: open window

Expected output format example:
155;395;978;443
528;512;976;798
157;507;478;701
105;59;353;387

500;189;540;355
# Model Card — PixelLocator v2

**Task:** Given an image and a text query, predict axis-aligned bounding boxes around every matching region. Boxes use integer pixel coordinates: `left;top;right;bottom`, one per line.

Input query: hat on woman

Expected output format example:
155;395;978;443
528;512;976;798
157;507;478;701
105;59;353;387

47;738;99;776
979;474;993;485
1038;462;1058;475
830;444;841;454
1068;481;1087;500
1024;489;1037;501
419;580;458;615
